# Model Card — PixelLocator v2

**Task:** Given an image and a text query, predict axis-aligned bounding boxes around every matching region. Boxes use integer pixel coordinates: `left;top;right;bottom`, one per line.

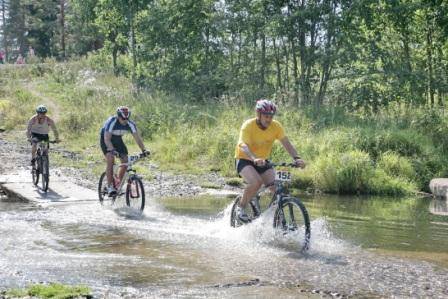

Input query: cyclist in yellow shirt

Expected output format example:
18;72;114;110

234;99;305;222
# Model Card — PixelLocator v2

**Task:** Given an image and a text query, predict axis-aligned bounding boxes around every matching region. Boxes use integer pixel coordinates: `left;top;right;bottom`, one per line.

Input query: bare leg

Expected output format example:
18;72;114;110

260;168;276;194
118;155;128;181
239;166;263;208
31;143;37;160
106;153;115;186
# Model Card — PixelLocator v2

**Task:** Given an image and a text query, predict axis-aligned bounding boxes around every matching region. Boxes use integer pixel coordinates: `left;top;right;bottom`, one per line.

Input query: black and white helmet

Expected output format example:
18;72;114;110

36;105;47;114
117;106;131;120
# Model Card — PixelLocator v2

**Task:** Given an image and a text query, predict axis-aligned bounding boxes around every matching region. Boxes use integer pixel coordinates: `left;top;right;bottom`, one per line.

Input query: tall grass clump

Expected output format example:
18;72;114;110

357;128;427;158
368;169;417;196
312;150;374;194
378;151;415;180
0;87;39;129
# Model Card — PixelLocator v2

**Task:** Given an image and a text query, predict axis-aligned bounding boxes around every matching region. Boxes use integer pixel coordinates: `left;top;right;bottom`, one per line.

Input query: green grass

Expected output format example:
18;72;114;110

225;177;243;187
2;58;448;195
4;283;91;299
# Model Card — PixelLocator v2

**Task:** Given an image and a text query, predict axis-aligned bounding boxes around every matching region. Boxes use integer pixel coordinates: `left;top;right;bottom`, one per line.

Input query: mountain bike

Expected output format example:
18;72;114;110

31;139;58;192
98;152;147;212
230;162;311;252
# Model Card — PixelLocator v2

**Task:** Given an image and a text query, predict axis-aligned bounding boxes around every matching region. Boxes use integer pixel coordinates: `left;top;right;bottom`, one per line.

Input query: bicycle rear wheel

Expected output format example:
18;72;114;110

273;197;311;252
126;177;145;211
40;155;49;192
230;195;258;227
98;172;108;204
32;157;40;186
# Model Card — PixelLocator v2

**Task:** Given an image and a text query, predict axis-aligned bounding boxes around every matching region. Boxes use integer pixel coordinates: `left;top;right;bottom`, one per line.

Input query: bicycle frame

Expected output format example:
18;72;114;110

112;154;141;194
256;162;296;209
33;139;57;156
35;140;49;156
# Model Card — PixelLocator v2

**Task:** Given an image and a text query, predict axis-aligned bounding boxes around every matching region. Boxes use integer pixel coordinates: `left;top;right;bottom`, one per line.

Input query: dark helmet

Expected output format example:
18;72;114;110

255;99;277;115
117;106;131;120
36;105;47;114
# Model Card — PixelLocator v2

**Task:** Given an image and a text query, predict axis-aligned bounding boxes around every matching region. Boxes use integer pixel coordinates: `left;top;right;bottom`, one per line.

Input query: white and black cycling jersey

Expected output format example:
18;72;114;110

100;116;137;136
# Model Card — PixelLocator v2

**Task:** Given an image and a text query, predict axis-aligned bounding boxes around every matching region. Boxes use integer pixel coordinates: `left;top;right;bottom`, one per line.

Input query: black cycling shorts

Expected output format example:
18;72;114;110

236;159;273;175
31;133;49;142
100;133;128;156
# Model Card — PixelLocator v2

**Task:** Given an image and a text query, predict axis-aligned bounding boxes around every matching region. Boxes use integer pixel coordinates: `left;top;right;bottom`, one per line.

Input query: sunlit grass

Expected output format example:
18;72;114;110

5;283;91;299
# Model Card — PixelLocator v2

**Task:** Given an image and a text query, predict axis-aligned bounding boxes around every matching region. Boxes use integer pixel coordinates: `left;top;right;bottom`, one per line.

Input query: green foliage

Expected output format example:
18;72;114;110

47;64;77;85
225;177;243;187
378;151;415;180
357;128;427;158
3;60;448;196
60;111;92;134
0;86;38;130
368;169;417;196
312;150;374;194
6;283;91;299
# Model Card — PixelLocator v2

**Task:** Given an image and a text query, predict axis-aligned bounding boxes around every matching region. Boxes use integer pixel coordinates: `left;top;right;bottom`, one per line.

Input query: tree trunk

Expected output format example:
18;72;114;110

128;1;137;85
1;0;8;61
60;0;66;59
298;0;308;106
252;31;257;91
260;32;266;92
290;38;299;105
273;37;282;90
426;16;434;107
112;47;118;76
19;1;26;55
282;40;289;90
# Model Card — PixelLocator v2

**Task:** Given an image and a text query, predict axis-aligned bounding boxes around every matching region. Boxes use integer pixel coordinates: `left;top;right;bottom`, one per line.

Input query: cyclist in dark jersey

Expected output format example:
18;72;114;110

100;106;149;196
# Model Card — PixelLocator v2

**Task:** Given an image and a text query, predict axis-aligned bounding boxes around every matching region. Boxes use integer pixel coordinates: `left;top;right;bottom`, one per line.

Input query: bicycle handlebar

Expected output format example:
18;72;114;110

112;151;149;160
30;138;59;145
266;161;300;168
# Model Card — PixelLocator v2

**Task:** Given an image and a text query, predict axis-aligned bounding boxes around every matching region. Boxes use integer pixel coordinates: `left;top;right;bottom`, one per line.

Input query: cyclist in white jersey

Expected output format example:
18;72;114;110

26;105;60;166
100;106;149;196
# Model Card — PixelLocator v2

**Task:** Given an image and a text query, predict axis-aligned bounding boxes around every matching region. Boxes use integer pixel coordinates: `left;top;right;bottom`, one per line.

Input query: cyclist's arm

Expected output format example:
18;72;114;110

104;132;114;152
238;122;257;161
131;131;147;152
47;117;59;140
280;136;300;159
239;143;256;161
26;117;34;140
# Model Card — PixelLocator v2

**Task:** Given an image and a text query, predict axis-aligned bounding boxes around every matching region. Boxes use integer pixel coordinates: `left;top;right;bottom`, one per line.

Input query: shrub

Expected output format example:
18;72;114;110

312;150;374;194
378;151;415;180
368;169;416;196
358;128;426;158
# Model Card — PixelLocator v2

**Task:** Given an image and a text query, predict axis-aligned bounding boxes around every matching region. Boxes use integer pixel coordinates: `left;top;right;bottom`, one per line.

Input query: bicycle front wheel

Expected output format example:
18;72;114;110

230;195;258;227
126;177;145;211
273;197;311;252
98;172;107;204
40;155;49;192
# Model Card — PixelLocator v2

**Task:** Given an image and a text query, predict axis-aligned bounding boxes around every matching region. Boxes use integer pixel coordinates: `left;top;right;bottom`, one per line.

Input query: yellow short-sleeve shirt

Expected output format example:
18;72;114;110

235;118;285;160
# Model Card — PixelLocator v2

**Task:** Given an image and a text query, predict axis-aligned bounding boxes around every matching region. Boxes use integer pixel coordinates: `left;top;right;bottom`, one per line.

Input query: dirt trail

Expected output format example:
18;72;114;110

0;132;240;200
24;81;61;122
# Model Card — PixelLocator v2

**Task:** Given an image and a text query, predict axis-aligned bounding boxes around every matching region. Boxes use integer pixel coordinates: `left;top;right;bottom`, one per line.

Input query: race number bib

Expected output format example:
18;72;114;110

275;170;291;182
